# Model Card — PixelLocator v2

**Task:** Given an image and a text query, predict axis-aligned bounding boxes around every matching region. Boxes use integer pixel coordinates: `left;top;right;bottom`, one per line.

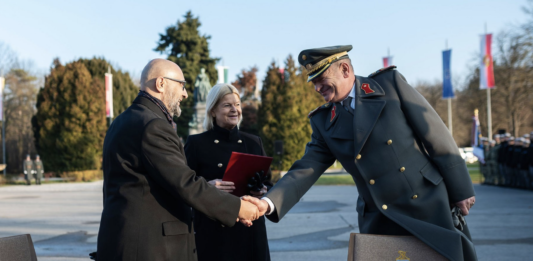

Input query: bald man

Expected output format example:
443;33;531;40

96;59;260;261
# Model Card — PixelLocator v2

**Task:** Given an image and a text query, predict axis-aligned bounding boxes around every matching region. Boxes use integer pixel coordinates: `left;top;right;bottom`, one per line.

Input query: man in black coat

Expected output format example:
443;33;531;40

96;59;261;261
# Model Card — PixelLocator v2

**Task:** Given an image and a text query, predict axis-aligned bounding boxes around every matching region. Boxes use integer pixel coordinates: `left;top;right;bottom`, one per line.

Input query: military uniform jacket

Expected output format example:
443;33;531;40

527;143;533;167
489;144;500;163
33;161;44;178
97;96;241;261
23;160;33;175
265;69;477;261
185;123;272;261
497;141;508;164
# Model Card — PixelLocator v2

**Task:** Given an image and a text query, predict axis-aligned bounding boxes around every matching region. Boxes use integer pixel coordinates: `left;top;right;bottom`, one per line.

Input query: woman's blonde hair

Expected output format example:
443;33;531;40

203;83;242;131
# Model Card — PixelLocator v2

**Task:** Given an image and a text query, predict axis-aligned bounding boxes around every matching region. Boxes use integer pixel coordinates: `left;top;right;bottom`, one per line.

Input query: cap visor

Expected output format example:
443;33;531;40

307;64;331;82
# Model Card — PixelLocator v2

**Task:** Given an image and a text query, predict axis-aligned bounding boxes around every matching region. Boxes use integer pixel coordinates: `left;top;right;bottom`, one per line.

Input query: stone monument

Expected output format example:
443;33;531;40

189;68;212;135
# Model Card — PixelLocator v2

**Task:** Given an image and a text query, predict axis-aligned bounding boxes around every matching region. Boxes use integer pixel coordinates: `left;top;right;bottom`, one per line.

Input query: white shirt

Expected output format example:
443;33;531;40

262;83;357;215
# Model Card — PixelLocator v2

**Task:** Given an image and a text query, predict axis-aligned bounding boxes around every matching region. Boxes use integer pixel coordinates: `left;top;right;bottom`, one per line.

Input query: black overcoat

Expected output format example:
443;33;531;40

184;123;272;261
265;68;477;261
97;96;241;261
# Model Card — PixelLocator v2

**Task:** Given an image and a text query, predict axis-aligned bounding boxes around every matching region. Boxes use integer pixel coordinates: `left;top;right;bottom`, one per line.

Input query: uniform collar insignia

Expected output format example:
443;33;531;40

330;105;336;122
361;83;375;94
356;76;385;98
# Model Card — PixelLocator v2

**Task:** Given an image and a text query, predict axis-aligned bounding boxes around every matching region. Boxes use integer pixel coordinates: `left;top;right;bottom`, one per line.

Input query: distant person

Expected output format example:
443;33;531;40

504;137;516;186
528;132;533;189
481;138;489;184
519;137;530;189
488;137;500;185
185;83;272;261
244;45;477;261
498;134;510;185
23;155;32;186
96;59;261;261
33;155;44;185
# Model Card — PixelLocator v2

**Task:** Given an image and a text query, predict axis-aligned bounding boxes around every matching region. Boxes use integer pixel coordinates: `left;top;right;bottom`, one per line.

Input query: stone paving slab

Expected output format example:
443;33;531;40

1;181;532;260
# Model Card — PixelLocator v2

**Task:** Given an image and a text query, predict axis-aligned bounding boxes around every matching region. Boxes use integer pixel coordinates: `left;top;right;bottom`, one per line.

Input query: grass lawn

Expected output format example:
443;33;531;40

315;174;355;185
314;163;483;186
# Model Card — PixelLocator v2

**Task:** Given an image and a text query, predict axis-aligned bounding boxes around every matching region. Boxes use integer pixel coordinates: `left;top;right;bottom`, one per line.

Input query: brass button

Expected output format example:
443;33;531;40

369;179;375;185
382;204;388;210
214;140;219;144
238;140;242;143
400;167;405;172
356;154;361;160
412;195;418;199
387;139;392;145
217;163;223;168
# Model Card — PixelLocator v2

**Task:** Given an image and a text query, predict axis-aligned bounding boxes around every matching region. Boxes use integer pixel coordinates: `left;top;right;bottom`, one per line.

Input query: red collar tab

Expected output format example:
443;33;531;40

361;83;375;94
330;105;336;122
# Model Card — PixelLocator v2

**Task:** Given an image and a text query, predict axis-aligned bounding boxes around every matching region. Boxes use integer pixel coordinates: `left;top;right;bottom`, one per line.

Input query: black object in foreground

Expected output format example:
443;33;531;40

451;206;466;231
247;171;265;192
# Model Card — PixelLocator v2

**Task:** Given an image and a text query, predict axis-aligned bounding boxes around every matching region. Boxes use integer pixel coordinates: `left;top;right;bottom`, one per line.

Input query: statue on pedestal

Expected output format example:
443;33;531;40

193;68;212;103
189;68;212;134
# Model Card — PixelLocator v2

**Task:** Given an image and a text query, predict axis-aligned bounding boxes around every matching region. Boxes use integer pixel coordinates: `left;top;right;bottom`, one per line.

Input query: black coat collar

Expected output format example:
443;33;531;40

133;96;167;121
212;123;240;142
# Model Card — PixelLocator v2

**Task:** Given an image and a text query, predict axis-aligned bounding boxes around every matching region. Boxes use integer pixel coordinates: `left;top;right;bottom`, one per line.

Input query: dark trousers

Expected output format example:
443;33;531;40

24;174;31;185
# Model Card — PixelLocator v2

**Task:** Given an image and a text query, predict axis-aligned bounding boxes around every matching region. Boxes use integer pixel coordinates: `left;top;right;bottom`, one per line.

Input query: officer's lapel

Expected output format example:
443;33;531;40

325;103;338;131
328;104;354;138
353;76;386;156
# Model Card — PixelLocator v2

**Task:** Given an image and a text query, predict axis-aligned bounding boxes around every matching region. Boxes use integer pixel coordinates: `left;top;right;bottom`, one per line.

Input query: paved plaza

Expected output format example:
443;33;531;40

1;180;532;260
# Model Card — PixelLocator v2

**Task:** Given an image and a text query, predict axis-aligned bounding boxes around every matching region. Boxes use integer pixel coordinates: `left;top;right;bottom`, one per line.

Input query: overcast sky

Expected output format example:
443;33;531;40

1;0;529;89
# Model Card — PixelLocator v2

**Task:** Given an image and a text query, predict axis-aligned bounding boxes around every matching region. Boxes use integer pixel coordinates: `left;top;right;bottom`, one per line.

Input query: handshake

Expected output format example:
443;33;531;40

237;196;270;227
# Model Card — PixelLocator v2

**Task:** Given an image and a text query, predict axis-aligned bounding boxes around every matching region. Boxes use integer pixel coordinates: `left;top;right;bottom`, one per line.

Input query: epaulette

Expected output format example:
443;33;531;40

308;103;331;118
368;65;397;78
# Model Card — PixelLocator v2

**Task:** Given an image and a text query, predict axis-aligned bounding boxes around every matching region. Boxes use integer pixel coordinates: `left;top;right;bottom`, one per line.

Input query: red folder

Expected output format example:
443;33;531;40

222;152;273;197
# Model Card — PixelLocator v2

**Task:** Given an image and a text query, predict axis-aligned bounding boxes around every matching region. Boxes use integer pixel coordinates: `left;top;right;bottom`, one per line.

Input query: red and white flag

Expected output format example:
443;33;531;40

479;34;495;89
105;73;114;118
382;56;393;67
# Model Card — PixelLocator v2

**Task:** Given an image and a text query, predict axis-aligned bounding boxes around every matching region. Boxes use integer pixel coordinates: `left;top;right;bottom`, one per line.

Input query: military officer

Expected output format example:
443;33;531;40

519;137;530;189
244;45;477;261
527;131;533;189
33;155;44;185
481;138;490;184
498;134;510;185
505;137;517;186
488;137;501;185
23;155;33;185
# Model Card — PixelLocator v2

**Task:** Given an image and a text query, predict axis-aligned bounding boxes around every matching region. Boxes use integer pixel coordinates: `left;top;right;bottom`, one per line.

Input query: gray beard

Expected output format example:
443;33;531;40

162;90;181;118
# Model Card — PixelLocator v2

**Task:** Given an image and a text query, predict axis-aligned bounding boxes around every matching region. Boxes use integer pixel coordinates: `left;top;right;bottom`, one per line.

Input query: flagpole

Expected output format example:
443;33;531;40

485;23;493;141
445;40;453;136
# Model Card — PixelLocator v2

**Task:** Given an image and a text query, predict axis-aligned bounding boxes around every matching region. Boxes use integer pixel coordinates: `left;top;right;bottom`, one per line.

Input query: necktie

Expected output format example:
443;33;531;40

343;96;354;115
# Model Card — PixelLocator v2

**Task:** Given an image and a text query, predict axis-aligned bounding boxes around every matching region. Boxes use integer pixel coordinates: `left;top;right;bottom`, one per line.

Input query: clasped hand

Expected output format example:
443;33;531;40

453;196;476;216
237;196;270;227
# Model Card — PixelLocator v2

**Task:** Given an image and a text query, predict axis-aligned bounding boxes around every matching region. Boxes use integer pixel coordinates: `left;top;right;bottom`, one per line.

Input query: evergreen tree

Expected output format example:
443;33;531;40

258;61;282;161
33;59;106;172
78;57;139;118
154;11;219;139
258;56;323;170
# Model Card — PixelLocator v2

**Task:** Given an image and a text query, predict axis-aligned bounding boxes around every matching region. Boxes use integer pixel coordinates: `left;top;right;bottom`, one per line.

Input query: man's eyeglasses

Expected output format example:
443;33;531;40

163;77;187;91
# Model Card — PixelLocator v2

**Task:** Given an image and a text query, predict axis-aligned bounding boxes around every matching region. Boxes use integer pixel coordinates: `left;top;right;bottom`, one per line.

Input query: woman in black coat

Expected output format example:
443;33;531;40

184;83;272;261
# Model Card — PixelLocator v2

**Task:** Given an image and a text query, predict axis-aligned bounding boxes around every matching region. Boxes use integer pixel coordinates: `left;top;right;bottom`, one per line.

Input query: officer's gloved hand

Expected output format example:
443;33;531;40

247;171;265;192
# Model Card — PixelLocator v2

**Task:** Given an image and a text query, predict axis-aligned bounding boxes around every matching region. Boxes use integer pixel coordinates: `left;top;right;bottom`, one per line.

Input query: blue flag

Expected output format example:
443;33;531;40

442;49;454;99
